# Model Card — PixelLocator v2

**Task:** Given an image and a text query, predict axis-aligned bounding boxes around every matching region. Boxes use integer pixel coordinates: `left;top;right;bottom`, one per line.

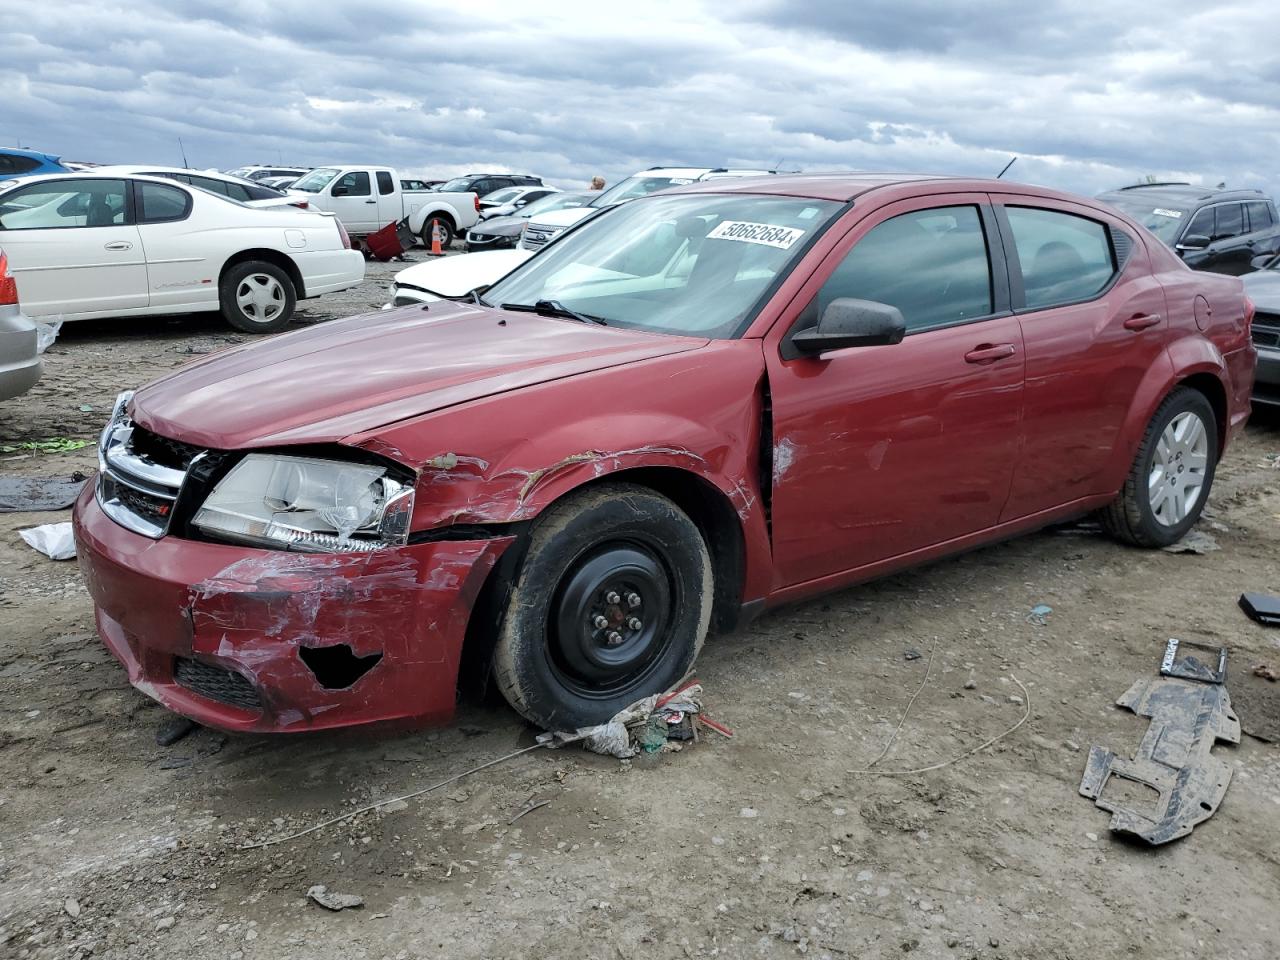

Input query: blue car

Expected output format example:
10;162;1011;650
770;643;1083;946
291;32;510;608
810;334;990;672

0;148;69;184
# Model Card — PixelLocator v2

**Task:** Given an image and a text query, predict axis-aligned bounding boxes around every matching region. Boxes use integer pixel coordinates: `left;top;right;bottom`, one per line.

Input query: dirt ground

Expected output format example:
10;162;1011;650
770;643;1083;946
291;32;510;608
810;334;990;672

2;252;1279;960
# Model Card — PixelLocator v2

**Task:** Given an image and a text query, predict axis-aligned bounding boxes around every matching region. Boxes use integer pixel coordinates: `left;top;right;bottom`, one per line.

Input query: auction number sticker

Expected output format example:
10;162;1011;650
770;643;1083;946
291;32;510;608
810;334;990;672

708;220;805;250
1153;208;1183;218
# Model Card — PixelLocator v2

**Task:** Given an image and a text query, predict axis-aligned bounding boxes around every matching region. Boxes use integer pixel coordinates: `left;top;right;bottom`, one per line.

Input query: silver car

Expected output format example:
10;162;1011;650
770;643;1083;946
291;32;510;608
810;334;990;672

0;250;41;400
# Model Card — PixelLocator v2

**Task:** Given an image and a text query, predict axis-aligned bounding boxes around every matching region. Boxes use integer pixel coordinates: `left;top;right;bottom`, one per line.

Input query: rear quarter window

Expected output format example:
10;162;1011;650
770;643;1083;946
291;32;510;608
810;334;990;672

1005;207;1116;310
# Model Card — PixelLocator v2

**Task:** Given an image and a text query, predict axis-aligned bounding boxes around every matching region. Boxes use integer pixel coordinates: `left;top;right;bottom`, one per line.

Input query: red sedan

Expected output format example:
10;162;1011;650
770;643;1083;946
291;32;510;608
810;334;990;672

73;174;1257;734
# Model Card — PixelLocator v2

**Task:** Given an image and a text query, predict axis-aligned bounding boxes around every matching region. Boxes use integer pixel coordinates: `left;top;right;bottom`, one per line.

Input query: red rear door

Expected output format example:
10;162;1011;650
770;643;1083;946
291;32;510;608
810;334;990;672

991;195;1171;520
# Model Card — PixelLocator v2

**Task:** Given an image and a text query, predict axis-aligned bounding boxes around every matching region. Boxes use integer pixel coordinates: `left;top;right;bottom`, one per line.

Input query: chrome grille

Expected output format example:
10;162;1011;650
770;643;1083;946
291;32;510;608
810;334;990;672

1253;313;1280;349
96;392;204;539
519;223;561;250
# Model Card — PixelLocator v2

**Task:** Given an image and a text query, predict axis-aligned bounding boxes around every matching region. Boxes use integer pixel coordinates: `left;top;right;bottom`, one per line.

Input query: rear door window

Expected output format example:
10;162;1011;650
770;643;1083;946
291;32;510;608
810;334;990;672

818;205;993;332
376;171;395;195
1005;206;1115;310
0;154;42;175
1213;203;1244;240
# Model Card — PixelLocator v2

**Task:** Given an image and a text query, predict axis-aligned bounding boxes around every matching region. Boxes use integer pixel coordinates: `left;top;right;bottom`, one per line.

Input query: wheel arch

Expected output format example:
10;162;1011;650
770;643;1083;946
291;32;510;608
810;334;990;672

415;206;458;233
220;248;305;300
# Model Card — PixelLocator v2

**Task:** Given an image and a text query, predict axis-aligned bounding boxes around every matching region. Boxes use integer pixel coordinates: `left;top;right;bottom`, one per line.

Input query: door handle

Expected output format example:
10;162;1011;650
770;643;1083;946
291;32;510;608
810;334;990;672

104;241;133;251
1123;313;1162;331
364;200;377;204
964;343;1016;364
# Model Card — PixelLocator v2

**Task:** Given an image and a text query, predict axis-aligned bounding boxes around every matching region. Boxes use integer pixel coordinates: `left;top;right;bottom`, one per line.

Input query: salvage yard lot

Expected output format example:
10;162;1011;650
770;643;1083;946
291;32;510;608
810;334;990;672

2;259;1279;959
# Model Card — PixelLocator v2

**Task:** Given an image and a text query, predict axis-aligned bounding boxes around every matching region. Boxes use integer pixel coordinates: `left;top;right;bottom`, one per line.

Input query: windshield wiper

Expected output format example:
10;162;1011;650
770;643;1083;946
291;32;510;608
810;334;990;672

500;299;608;325
468;289;490;307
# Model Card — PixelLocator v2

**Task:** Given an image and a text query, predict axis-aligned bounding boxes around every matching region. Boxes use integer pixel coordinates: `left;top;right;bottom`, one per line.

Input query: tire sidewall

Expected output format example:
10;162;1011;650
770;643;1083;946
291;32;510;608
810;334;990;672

421;216;454;250
495;488;712;730
220;261;296;334
1133;389;1218;544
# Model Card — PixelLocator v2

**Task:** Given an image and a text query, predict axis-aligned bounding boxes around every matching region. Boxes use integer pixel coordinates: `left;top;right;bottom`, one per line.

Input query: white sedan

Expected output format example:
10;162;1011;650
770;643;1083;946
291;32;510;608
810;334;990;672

0;173;365;333
386;248;533;307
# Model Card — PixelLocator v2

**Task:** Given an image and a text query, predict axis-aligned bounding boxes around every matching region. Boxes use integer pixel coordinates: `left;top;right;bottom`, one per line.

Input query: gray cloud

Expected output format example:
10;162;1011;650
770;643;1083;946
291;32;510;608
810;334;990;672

2;1;1277;200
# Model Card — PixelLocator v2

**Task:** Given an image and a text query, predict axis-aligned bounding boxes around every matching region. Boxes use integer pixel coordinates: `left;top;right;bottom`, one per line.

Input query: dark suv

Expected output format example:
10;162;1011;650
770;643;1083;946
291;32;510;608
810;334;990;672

436;173;542;197
1096;183;1280;276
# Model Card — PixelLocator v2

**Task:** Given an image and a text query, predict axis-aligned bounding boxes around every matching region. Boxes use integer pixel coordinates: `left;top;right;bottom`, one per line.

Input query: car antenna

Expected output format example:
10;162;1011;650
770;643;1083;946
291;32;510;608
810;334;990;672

996;156;1017;179
178;137;190;169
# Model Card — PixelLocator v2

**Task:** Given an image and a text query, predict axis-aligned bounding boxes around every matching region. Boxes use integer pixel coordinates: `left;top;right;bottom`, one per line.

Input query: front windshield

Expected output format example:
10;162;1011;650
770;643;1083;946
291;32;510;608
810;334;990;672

1104;197;1188;244
590;175;700;209
290;168;340;193
484;187;522;203
518;192;588;219
439;177;473;193
486;193;839;339
225;167;251;179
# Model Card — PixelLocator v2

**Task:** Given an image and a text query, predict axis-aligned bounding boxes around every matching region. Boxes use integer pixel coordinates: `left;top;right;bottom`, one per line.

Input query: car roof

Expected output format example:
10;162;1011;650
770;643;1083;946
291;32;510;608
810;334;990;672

661;172;1009;202
1096;183;1269;206
95;165;253;181
1;146;60;162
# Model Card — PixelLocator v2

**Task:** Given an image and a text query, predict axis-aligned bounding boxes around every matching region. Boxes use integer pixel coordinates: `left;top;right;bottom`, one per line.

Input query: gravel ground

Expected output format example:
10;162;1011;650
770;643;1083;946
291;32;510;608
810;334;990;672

2;254;1279;959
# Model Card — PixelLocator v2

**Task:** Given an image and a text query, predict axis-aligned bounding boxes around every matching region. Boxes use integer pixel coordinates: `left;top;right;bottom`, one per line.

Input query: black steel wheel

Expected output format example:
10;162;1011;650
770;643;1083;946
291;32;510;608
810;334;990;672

493;482;713;729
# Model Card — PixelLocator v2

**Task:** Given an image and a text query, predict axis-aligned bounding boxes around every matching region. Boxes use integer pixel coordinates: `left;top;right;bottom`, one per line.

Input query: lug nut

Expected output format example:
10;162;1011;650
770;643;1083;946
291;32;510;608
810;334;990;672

606;631;623;646
626;592;642;608
605;591;621;604
593;615;609;629
627;617;642;630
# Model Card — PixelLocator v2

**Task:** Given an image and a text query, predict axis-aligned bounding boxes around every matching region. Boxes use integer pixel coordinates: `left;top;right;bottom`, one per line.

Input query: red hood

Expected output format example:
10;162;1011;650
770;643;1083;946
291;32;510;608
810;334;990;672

131;303;707;451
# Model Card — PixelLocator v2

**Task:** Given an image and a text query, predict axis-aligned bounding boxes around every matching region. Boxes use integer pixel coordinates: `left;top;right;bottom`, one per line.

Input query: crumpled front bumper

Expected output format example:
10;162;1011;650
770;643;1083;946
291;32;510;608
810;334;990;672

73;485;512;734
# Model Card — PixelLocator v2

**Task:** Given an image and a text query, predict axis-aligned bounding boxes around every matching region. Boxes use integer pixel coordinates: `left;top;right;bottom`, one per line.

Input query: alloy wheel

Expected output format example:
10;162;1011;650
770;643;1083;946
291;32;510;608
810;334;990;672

1148;411;1209;526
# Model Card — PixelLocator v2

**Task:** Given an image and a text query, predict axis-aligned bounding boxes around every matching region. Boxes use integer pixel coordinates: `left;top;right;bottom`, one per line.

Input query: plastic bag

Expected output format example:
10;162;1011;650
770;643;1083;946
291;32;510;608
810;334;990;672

36;320;63;354
19;521;76;560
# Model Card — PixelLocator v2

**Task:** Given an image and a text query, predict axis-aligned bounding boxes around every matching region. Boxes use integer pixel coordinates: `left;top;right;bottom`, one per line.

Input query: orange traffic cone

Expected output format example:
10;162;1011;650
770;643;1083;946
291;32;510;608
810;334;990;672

429;222;444;257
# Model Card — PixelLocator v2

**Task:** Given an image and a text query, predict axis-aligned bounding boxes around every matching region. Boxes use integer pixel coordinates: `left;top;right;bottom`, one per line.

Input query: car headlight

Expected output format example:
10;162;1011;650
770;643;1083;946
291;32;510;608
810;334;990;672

193;454;415;553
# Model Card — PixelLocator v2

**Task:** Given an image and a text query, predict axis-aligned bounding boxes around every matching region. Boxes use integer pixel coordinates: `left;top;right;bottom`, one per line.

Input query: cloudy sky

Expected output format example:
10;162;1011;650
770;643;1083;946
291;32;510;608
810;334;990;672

3;0;1277;197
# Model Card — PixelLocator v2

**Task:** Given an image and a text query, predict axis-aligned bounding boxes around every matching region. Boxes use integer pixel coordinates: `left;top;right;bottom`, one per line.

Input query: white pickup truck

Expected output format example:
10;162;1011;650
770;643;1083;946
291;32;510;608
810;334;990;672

288;165;480;248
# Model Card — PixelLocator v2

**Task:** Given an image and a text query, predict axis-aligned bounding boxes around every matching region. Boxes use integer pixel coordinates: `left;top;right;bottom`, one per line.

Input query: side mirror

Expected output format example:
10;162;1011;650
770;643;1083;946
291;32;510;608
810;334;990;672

792;299;906;355
1176;234;1211;251
331;185;350;197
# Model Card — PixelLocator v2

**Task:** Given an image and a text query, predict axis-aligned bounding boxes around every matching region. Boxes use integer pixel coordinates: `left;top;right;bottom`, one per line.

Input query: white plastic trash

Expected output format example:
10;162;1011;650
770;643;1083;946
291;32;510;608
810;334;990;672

19;521;76;560
36;320;63;354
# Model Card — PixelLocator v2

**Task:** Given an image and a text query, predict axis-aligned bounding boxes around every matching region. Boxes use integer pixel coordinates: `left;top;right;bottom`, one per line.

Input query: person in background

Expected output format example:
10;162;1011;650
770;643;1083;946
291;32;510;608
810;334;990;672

589;176;605;190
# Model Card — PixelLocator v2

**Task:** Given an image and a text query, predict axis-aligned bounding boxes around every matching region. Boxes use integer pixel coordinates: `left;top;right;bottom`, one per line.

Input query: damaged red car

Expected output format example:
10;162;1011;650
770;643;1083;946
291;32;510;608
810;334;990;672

73;174;1257;734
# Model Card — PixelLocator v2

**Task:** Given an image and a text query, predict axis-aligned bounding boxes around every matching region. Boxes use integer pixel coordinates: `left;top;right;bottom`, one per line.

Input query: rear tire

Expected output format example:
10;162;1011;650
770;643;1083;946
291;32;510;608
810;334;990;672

219;261;296;334
420;215;455;251
493;483;713;730
1101;387;1218;547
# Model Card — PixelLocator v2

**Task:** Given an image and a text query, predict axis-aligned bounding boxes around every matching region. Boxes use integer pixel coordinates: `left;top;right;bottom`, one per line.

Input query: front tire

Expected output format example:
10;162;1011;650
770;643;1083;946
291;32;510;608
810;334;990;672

219;261;296;334
493;483;714;730
1102;387;1218;547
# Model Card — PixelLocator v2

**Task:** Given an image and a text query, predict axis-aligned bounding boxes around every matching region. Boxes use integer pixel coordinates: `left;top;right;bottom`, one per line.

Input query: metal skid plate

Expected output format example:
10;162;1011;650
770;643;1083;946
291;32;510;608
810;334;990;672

1079;674;1240;845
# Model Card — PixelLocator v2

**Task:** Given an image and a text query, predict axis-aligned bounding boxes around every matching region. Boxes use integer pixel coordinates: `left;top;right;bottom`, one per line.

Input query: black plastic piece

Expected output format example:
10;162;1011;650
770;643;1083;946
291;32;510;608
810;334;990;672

1240;593;1280;627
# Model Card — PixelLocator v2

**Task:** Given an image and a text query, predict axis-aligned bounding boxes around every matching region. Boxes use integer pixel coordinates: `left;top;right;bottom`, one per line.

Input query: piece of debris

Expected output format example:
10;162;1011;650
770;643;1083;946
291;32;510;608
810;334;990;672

0;437;88;455
36;320;62;353
1239;593;1280;627
307;885;364;911
1161;529;1219;555
1080;644;1239;844
1027;604;1053;625
156;716;199;747
63;898;80;918
0;473;89;512
18;522;76;560
1161;638;1227;684
155;917;175;931
1253;664;1278;682
550;679;722;759
508;797;552;825
904;648;922;661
